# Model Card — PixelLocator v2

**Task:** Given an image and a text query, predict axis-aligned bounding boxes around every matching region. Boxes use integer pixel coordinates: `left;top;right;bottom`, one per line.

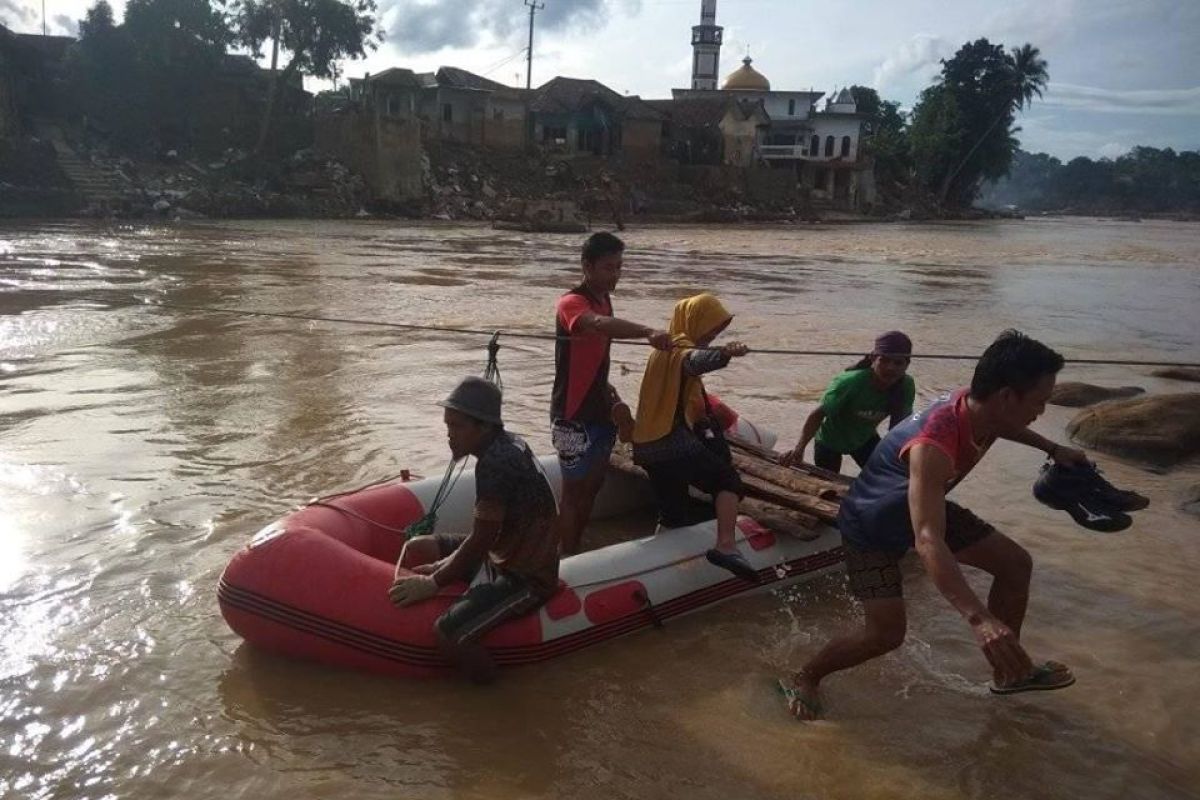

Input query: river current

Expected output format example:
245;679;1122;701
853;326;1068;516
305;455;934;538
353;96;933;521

1;217;1198;799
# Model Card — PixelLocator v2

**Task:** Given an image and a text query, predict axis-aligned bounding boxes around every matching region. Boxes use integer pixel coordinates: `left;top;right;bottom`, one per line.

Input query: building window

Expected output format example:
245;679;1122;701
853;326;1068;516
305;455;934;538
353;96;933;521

386;95;399;116
788;98;796;116
494;108;504;121
811;135;820;157
824;135;835;157
442;104;453;123
841;136;852;158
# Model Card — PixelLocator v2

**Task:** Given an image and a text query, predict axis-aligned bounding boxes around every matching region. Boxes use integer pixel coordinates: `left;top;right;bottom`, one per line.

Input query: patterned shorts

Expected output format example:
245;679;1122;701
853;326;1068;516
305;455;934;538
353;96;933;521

844;502;996;600
552;420;617;481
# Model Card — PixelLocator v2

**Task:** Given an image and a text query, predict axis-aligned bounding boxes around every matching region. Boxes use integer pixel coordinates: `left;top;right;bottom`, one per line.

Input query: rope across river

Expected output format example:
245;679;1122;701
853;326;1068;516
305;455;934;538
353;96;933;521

82;296;1200;370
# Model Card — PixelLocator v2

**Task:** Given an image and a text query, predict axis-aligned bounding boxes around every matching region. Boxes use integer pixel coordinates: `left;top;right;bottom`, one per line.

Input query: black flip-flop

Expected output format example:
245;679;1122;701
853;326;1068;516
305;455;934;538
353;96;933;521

705;548;760;583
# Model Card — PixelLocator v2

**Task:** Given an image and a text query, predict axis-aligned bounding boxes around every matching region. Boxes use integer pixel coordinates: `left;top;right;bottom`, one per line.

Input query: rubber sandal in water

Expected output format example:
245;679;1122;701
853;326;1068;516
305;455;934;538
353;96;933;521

990;661;1076;695
705;548;760;582
776;677;822;720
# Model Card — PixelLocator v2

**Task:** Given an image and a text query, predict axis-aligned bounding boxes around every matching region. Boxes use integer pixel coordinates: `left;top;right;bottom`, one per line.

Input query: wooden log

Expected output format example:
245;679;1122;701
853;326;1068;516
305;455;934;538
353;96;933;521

729;450;844;500
609;448;825;536
740;496;821;539
727;435;853;487
738;473;841;524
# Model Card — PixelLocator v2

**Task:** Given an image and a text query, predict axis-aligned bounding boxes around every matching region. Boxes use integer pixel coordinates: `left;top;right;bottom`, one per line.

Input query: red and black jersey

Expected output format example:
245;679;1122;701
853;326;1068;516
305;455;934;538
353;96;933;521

550;285;613;423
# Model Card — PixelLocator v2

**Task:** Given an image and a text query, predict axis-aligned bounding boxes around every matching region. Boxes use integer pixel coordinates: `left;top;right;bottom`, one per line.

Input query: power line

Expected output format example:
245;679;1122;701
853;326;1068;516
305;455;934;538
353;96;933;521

480;48;528;77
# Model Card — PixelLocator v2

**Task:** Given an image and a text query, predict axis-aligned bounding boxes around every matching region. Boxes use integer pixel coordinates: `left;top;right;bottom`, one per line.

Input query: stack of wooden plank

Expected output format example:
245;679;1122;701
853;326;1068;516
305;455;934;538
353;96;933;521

607;436;849;542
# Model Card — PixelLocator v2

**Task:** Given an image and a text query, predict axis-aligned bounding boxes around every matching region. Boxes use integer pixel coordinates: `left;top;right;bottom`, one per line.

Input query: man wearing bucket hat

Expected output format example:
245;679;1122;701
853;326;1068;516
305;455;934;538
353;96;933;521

389;376;559;683
781;330;917;475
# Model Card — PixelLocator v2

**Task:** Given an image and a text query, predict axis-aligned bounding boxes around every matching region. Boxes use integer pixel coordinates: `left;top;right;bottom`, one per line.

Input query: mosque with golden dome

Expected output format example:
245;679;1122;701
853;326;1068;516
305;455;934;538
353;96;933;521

657;0;873;207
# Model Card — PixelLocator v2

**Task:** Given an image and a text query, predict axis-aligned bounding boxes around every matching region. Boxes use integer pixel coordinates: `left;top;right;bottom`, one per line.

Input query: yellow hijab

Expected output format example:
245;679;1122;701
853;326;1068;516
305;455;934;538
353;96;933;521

632;293;732;444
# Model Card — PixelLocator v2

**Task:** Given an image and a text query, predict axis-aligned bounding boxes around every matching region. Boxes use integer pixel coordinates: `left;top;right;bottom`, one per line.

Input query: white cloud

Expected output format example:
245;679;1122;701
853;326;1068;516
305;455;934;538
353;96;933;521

52;13;77;36
983;0;1078;46
871;34;954;91
0;0;35;26
1015;112;1188;159
1097;141;1129;159
1044;83;1200;115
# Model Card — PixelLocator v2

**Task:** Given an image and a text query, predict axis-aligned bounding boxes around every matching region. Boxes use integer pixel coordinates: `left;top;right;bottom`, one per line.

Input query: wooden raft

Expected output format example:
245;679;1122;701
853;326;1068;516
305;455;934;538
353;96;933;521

608;436;849;542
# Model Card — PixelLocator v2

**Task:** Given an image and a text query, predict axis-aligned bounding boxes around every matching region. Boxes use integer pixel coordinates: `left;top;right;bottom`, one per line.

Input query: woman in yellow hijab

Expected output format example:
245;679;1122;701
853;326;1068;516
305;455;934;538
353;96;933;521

631;293;756;582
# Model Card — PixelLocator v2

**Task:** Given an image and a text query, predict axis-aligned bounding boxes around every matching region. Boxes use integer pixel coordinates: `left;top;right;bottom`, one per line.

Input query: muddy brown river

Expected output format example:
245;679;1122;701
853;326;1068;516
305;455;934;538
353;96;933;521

1;218;1198;799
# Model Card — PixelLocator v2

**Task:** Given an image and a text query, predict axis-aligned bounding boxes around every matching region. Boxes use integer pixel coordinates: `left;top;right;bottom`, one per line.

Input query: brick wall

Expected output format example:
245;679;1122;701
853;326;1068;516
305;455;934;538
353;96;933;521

314;108;423;201
621;119;662;160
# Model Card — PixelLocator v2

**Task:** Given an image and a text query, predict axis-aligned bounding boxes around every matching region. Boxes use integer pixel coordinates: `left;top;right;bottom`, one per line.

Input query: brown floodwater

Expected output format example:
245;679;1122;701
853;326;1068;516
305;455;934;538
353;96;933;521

1;217;1198;800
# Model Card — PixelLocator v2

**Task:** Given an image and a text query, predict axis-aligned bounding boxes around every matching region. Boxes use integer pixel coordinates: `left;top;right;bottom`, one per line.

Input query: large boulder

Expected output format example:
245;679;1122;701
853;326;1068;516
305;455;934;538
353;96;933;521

1067;393;1200;468
1049;382;1144;407
1153;367;1200;384
1180;484;1200;519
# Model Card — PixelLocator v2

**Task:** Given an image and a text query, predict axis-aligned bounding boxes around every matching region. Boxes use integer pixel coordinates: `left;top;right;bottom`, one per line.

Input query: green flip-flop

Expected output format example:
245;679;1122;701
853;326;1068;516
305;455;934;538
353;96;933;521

777;677;822;720
989;661;1076;695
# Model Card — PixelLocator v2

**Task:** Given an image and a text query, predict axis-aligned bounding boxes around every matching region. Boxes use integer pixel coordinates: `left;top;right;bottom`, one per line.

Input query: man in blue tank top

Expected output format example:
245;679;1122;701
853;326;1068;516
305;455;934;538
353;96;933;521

780;331;1090;720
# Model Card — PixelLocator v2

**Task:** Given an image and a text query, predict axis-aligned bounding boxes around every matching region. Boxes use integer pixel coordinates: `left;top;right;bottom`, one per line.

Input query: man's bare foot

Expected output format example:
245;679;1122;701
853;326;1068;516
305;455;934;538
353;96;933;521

779;673;823;720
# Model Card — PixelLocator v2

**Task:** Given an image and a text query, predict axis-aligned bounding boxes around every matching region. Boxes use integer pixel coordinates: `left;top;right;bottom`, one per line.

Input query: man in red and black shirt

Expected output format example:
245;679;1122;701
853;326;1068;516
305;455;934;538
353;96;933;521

552;232;670;554
781;331;1089;720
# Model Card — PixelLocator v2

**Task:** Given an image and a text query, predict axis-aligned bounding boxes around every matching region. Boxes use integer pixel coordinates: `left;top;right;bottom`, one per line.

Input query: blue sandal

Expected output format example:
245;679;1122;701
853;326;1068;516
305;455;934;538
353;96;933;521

990;661;1076;695
777;677;823;720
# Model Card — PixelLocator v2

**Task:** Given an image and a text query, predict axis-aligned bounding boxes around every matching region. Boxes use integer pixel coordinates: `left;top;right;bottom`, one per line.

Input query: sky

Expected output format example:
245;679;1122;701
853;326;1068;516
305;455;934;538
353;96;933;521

4;0;1199;160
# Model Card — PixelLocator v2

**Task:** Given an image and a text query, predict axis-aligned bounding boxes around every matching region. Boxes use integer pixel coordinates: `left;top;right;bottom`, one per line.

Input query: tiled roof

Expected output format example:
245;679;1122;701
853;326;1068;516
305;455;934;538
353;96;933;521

530;77;664;121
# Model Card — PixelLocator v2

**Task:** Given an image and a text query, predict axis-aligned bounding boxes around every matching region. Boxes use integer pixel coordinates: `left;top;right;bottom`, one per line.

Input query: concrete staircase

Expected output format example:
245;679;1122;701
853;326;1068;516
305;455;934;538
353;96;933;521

42;126;129;207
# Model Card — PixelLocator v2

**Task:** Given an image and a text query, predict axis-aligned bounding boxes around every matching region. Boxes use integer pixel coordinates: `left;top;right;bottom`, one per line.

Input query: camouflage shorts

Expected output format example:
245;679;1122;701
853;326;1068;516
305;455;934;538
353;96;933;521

844;502;996;600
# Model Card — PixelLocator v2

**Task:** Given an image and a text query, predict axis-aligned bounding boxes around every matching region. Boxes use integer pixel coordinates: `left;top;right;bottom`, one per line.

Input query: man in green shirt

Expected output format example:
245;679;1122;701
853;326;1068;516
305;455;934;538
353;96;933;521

781;331;916;474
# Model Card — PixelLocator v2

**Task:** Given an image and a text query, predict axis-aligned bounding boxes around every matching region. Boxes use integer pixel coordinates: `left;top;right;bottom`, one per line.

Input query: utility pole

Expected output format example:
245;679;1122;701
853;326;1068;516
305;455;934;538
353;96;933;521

42;0;46;35
524;0;544;90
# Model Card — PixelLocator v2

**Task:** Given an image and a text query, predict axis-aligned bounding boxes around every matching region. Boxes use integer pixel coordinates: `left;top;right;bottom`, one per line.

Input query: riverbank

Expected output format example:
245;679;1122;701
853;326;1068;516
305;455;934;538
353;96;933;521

3;133;1030;225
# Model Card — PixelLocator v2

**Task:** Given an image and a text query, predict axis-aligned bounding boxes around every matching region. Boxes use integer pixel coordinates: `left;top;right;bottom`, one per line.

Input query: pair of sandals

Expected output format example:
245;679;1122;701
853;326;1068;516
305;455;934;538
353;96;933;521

776;661;1075;720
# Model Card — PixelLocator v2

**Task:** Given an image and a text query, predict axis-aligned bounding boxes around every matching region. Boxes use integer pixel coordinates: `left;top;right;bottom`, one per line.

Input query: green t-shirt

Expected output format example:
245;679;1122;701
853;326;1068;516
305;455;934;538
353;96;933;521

815;369;916;453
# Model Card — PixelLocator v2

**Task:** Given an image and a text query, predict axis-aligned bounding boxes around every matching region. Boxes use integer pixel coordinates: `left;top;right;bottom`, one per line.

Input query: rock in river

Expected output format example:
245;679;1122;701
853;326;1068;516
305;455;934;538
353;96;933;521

1152;367;1200;384
1067;393;1200;468
1049;382;1144;407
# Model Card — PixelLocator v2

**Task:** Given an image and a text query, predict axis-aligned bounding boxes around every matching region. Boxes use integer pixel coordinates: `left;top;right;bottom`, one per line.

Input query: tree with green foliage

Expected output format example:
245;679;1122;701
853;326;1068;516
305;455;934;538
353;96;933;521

230;0;379;154
69;1;146;149
938;42;1047;204
850;85;910;199
907;84;963;203
906;38;1048;209
979;146;1200;214
123;0;232;148
69;0;231;152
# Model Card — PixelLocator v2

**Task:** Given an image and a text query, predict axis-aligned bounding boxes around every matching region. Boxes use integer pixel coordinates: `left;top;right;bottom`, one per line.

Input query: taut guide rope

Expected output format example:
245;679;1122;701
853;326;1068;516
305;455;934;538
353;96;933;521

110;297;1199;369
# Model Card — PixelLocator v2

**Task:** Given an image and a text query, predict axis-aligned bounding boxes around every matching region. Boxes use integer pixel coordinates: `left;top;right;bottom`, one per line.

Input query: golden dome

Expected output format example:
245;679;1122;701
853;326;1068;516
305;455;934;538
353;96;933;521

722;56;770;91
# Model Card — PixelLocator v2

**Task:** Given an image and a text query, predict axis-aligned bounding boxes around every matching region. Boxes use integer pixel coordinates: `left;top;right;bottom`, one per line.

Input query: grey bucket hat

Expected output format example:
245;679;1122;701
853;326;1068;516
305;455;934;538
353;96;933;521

437;376;502;425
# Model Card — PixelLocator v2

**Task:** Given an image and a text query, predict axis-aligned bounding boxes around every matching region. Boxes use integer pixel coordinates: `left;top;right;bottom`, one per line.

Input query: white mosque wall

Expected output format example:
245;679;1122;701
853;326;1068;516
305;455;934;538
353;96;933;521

808;115;862;161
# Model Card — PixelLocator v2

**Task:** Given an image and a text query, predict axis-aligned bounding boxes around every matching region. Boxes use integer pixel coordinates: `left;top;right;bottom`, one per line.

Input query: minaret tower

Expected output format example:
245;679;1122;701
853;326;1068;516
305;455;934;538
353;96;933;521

690;0;723;90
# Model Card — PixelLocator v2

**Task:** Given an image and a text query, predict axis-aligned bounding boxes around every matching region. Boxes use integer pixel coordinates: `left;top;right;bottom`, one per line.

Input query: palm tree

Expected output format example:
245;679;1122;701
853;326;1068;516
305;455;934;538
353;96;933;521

938;44;1048;205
